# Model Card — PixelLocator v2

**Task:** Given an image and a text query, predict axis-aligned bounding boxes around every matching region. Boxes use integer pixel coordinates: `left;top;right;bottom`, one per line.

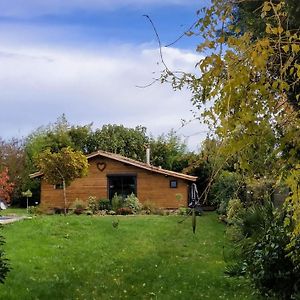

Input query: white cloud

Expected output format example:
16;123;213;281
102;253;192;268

0;43;207;150
0;0;196;17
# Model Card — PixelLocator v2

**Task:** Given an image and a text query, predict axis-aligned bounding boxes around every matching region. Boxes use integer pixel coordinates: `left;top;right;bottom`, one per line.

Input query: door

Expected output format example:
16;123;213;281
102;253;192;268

108;175;137;200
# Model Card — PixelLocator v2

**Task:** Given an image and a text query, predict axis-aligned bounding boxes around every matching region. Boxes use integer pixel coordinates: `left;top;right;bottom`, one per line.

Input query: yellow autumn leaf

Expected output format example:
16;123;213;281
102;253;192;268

262;2;271;12
291;44;300;53
282;44;289;53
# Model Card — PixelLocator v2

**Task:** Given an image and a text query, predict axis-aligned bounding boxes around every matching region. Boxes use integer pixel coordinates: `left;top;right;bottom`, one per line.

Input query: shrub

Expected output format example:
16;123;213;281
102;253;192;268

227;202;300;299
111;194;123;211
216;200;227;215
53;207;65;214
209;171;242;209
141;200;166;215
99;198;111;211
87;196;98;214
0;228;9;284
142;200;158;214
28;206;40;215
246;178;274;204
124;193;142;214
177;207;191;216
72;199;86;215
226;198;244;224
116;207;133;215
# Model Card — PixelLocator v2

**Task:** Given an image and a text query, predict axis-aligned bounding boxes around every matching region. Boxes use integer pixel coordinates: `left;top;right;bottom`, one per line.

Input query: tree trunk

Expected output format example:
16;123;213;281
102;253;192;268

62;179;67;216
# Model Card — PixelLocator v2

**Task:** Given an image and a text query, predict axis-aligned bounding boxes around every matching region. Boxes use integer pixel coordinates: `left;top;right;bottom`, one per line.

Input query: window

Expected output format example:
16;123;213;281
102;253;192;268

54;183;63;189
107;175;137;199
170;180;178;188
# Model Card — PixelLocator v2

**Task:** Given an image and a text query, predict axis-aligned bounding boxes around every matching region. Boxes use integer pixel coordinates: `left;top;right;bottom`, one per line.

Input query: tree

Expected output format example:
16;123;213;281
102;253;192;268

0;138;25;204
69;124;93;154
150;130;189;171
0;168;14;204
163;0;300;232
36;147;88;215
87;124;149;161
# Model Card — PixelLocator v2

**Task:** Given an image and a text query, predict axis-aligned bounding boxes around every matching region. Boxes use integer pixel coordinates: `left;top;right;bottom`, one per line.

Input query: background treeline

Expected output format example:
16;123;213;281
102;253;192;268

1;114;280;210
0;114;209;206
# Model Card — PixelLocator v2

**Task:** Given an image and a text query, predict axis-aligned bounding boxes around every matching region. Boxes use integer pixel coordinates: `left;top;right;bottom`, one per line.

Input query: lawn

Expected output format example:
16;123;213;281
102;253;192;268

0;211;258;299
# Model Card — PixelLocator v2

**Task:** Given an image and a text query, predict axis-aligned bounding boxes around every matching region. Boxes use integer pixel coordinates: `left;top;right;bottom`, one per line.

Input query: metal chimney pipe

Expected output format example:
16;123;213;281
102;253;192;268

146;147;150;165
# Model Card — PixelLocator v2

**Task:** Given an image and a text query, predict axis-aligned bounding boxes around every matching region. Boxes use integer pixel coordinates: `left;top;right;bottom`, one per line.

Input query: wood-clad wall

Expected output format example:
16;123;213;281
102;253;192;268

40;156;190;209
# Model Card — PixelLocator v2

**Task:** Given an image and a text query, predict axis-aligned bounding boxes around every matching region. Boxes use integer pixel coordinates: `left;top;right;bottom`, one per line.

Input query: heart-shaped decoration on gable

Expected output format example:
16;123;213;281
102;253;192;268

97;162;106;172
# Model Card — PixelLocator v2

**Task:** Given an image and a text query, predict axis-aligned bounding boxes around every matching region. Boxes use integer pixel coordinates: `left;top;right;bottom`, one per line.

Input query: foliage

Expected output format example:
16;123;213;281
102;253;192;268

177;206;191;216
115;207;133;215
68;124;93;154
245;177;274;204
124;193;142;214
0;213;255;299
87;196;98;214
98;199;112;211
163;0;300;232
286;167;300;235
71;199;86;210
209;171;242;208
227;202;300;298
35;147;88;187
0;138;27;204
71;199;86;215
141;200;159;214
0;228;9;284
87;124;149;161
36;147;88;214
0;168;14;204
217;201;227;215
24;116;194;177
111;194;124;211
226;198;244;224
28;205;39;215
150;130;189;171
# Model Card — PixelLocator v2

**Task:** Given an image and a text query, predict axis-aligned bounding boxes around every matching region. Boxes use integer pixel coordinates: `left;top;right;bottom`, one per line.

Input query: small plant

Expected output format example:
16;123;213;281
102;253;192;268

28;206;39;215
111;194;123;211
87;196;98;214
124;193;142;214
177;206;190;216
72;199;86;215
99;198;112;211
142;200;158;214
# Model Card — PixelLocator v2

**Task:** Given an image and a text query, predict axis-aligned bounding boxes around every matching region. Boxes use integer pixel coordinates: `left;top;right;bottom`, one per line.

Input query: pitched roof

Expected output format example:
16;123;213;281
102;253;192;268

30;150;197;182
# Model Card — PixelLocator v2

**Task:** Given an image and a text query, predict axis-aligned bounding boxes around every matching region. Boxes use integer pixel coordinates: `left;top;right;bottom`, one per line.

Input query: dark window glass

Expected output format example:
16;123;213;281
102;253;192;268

170;180;177;188
108;175;136;199
54;183;63;189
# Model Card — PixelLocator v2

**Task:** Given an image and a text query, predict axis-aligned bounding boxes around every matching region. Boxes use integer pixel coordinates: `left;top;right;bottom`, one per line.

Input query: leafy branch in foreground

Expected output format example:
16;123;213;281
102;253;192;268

163;0;300;233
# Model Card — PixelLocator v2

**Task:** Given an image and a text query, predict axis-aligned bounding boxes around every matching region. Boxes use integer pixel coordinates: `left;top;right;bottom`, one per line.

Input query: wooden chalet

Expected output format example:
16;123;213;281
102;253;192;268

30;150;197;209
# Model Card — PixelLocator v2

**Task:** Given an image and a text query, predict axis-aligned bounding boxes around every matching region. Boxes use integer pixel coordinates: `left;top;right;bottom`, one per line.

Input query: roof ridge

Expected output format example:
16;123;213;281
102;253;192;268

87;150;197;181
31;149;197;181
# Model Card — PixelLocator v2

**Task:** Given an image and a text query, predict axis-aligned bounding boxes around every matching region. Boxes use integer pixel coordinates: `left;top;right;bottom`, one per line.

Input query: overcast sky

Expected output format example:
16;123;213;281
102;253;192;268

0;0;210;151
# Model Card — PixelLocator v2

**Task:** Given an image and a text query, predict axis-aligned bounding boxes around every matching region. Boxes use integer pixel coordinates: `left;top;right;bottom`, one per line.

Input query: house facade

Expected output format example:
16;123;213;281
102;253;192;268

30;150;197;209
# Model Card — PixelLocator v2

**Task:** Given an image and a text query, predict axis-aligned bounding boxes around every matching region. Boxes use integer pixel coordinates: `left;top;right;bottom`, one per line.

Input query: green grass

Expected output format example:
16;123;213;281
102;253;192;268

0;208;28;216
0;212;258;299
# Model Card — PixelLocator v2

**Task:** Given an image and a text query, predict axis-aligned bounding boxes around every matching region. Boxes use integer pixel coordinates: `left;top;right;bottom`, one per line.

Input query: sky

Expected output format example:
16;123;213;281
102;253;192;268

0;0;210;151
